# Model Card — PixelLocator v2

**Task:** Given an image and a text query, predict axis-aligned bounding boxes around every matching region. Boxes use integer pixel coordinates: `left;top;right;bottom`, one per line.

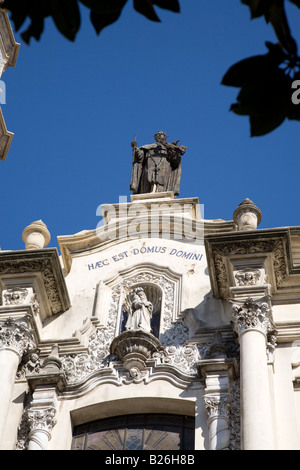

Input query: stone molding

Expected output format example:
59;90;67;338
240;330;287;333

0;248;70;317
0;107;13;161
0;10;20;70
205;229;290;300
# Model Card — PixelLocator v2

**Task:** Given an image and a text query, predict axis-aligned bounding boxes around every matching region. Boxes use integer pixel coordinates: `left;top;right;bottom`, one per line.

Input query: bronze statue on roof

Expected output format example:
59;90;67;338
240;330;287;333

130;131;187;196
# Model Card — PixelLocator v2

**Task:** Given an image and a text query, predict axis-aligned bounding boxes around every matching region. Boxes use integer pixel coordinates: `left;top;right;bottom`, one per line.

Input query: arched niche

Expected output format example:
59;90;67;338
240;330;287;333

92;263;182;343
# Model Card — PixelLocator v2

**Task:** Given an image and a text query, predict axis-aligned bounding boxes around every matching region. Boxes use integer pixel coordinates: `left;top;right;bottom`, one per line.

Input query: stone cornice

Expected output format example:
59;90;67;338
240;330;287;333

0;248;70;315
0;107;13;161
204;227;297;301
0;10;20;69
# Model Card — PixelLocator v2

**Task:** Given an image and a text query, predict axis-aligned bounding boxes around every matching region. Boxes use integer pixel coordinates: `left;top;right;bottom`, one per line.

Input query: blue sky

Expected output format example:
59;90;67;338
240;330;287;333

1;1;300;251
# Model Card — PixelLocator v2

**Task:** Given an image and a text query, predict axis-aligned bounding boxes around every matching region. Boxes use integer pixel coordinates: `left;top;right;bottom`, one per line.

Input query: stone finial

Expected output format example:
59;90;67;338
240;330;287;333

42;344;62;373
22;220;51;250
233;198;262;231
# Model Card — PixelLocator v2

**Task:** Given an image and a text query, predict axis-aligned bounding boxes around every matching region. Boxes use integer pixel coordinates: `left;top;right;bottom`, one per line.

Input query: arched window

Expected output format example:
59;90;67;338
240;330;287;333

72;414;194;450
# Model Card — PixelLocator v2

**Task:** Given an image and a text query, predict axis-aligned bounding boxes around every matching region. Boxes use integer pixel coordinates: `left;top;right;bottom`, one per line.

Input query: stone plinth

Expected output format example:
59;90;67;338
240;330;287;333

110;329;164;372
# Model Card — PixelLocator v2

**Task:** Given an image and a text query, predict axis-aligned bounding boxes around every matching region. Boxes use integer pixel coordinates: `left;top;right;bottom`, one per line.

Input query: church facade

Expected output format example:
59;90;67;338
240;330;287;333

1;10;300;453
1;189;300;450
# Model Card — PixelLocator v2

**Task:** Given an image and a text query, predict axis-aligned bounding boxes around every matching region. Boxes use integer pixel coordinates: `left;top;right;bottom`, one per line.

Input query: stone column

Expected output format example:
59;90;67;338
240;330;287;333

0;316;35;445
232;298;275;450
204;394;231;450
26;387;58;450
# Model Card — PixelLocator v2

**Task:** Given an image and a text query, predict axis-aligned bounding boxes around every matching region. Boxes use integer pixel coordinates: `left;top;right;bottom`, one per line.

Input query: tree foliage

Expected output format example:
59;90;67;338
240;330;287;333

222;0;300;136
1;0;180;42
2;0;300;136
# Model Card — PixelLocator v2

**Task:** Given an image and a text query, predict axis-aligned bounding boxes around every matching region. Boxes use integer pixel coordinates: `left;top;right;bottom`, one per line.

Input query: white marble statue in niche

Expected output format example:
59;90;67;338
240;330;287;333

125;287;153;332
121;285;162;337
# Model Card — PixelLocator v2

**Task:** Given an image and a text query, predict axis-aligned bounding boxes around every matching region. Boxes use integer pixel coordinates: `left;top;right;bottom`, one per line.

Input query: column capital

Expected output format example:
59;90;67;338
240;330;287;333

204;394;231;422
232;297;274;337
0;316;35;359
27;407;57;435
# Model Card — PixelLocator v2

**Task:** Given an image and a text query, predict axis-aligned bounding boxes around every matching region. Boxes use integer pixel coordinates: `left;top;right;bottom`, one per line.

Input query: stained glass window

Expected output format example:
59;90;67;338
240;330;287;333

72;414;194;450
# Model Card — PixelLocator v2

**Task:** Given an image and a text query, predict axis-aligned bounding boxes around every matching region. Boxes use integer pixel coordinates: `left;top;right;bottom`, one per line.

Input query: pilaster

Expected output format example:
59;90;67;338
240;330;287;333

198;334;238;450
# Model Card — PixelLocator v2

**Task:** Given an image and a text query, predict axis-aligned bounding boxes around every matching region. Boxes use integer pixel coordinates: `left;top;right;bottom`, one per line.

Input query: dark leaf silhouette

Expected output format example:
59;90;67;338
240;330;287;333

2;0;181;42
222;42;299;136
2;0;300;136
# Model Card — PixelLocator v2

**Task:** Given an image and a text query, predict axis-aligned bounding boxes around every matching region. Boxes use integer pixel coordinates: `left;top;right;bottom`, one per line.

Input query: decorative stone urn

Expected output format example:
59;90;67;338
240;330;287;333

233;198;262;231
22;220;51;250
110;330;164;373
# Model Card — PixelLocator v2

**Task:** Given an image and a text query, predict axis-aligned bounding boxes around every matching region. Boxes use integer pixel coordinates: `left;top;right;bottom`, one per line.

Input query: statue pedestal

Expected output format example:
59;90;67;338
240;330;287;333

110;329;164;372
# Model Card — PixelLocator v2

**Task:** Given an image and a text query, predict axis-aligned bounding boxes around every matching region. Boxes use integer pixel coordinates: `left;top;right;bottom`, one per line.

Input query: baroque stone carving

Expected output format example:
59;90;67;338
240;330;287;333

228;378;241;450
26;407;57;434
205;331;228;359
212;239;287;298
2;287;40;316
110;329;164;373
3;287;28;305
0;317;35;357
235;268;261;286
0;259;65;314
30;293;40;316
232;298;275;337
204;394;231;421
16;350;41;380
60;271;201;385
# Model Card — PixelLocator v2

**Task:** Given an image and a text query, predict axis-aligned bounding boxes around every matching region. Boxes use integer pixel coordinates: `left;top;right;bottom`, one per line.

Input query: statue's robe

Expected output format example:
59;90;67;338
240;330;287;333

130;142;182;196
125;299;153;332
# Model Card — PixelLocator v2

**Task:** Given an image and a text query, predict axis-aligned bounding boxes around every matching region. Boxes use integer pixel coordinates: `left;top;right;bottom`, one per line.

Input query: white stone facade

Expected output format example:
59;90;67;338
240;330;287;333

0;192;300;450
